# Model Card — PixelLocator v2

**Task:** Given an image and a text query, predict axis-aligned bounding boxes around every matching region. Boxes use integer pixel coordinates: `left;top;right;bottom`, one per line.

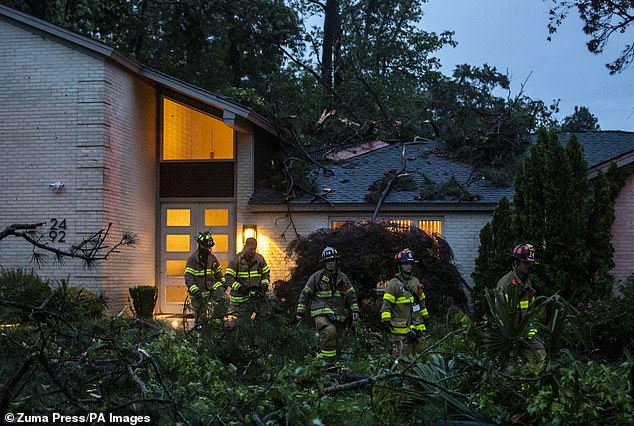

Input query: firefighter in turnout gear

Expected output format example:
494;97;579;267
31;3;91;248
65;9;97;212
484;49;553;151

496;243;545;360
381;249;429;356
185;231;227;327
225;237;271;320
296;247;360;368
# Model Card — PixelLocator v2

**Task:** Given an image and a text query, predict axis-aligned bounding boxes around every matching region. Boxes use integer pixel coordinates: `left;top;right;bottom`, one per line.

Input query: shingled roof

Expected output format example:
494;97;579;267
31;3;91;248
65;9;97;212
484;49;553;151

249;131;634;209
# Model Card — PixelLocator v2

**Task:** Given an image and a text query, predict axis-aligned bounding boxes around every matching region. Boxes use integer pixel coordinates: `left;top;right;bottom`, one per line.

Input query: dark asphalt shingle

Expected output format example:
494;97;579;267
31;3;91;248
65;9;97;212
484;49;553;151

250;131;634;205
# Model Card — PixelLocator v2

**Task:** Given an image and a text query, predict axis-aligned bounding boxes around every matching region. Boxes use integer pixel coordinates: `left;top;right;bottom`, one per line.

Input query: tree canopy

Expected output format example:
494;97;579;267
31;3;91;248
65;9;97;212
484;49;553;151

547;0;634;74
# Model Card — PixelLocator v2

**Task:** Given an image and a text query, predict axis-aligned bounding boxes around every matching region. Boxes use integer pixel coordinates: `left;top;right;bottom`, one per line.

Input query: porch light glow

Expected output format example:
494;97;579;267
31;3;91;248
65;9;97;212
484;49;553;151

243;224;257;244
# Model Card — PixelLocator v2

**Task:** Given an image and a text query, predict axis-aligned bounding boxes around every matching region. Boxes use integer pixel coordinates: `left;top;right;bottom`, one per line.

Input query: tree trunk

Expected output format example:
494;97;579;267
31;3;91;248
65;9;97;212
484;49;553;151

321;0;340;90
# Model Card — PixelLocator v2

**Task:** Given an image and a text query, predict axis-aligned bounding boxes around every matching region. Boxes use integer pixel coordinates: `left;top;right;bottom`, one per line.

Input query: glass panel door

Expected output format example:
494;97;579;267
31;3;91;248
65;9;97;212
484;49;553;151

159;202;235;313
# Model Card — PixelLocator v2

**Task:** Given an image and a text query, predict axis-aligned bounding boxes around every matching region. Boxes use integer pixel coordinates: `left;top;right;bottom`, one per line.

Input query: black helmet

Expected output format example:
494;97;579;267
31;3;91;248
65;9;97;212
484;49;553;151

321;246;340;262
394;248;418;264
197;231;215;249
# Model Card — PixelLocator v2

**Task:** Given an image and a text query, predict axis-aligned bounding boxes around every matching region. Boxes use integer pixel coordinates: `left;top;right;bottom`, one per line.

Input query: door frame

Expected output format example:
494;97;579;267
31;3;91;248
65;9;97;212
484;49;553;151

157;200;235;314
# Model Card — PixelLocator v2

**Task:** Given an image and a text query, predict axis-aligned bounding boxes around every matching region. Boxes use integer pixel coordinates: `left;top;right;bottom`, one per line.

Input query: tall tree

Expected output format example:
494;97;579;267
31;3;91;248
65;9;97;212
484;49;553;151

547;0;634;74
513;129;612;302
560;105;601;132
471;197;516;318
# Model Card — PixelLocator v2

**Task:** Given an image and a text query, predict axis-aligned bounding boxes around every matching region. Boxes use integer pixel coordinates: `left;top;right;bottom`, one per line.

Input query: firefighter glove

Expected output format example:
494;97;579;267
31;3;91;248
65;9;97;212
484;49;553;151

406;330;419;344
296;312;305;322
352;312;360;321
381;321;391;332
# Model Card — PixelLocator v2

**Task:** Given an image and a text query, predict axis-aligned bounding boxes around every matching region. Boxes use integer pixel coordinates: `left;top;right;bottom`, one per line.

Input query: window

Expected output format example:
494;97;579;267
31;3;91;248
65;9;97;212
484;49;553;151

330;217;443;236
162;98;234;160
418;220;443;236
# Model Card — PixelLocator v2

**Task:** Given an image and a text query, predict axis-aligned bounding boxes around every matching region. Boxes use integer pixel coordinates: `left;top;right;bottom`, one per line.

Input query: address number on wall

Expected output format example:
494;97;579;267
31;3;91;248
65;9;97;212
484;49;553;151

49;218;67;243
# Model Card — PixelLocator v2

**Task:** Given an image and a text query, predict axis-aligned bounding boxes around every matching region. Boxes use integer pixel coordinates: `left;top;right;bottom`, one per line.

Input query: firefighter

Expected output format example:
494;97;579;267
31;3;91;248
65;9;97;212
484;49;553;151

185;231;227;327
225;237;271;320
296;247;360;368
381;248;429;357
496;242;545;359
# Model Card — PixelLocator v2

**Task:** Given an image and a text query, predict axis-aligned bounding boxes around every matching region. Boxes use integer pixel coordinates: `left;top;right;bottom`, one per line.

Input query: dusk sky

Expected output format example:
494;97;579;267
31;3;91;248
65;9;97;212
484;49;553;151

423;0;633;131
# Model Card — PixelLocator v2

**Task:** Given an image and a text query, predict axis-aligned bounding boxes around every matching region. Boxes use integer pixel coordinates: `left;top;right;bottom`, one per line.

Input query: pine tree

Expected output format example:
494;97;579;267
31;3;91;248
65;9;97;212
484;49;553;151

477;129;617;307
471;197;515;318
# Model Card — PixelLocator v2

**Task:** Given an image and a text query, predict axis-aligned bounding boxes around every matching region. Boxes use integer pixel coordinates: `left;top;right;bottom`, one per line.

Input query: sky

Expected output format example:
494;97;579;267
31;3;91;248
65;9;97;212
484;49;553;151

422;0;634;131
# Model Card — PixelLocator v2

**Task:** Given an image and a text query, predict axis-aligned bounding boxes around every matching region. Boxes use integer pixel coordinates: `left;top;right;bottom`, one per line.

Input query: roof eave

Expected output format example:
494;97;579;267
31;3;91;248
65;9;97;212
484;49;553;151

247;201;501;213
0;4;278;137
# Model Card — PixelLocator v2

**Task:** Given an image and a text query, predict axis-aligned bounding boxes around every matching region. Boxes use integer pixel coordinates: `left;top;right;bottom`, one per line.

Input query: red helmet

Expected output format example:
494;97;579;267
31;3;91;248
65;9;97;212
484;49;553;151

511;243;536;262
394;248;418;264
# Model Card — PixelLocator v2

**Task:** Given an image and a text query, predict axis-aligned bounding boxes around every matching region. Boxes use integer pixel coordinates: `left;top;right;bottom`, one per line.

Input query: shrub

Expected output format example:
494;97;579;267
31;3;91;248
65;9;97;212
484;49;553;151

48;280;107;321
129;285;157;319
577;276;634;359
527;359;634;424
273;222;467;320
0;269;51;324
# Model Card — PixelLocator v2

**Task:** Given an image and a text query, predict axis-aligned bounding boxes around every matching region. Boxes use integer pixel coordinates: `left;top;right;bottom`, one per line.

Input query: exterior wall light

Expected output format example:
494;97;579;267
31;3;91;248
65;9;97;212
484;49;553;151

243;224;257;244
48;181;64;192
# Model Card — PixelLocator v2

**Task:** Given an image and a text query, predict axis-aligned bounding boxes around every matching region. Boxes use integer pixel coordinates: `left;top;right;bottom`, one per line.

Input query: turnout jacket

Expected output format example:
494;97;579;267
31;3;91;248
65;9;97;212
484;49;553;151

496;269;536;321
297;268;360;320
225;250;270;303
184;251;225;296
381;273;429;334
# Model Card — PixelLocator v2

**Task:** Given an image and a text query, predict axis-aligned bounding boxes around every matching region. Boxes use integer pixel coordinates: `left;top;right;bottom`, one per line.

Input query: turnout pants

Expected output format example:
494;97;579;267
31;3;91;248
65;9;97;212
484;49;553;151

314;315;345;366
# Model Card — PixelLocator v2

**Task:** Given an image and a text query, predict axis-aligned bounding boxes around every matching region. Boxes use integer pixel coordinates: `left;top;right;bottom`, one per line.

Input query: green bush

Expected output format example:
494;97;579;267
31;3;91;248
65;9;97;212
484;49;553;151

48;280;107;321
528;359;634;424
128;285;157;319
577;276;634;359
0;269;51;324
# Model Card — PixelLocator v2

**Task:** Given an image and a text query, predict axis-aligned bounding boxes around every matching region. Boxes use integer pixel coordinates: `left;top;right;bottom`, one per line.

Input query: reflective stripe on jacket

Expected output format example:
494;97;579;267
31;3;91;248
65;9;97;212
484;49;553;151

496;270;537;336
225;250;270;302
381;273;428;334
297;268;359;320
184;251;224;295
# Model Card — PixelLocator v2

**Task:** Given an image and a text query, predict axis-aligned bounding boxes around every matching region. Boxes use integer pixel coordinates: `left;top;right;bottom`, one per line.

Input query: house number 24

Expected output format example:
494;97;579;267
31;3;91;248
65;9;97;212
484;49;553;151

49;218;67;242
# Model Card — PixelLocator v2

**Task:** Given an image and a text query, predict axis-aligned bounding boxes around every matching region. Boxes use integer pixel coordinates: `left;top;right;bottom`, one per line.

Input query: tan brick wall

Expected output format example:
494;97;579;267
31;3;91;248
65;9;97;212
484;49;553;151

99;64;157;312
0;20;157;312
0;19;106;291
611;173;634;282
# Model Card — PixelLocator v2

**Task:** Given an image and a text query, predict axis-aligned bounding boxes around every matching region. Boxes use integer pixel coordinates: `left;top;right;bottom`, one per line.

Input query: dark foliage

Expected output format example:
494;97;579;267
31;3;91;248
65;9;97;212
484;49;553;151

129;285;157;319
0;269;51;323
471;198;516;318
273;222;467;321
577;276;634;359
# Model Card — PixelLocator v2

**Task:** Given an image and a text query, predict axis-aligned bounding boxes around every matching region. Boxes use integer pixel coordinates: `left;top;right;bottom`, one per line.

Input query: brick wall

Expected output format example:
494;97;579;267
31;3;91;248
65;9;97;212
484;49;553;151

611;172;634;282
0;20;157;312
99;64;157;312
0;19;106;291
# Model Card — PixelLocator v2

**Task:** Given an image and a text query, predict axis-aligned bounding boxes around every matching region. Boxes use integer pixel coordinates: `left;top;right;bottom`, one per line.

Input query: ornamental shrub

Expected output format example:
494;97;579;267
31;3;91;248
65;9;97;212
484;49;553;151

274;222;467;320
0;268;51;324
577;275;634;359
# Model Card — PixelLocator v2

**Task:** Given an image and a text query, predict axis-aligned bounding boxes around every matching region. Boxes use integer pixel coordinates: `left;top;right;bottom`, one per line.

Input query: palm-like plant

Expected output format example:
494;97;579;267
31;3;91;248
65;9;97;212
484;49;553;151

482;286;581;366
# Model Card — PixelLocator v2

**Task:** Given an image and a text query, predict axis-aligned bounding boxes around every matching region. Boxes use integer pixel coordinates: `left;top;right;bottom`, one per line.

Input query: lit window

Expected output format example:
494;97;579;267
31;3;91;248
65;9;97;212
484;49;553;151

418;220;443;236
166;209;190;227
213;234;229;252
162;98;234;160
165;285;187;304
387;219;412;232
166;260;187;277
166;235;190;252
205;209;229;227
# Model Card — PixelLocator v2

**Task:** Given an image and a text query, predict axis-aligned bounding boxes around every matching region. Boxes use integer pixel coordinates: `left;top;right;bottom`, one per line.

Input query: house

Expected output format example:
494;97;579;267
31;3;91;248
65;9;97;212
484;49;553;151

0;5;282;314
250;131;634;291
2;5;632;316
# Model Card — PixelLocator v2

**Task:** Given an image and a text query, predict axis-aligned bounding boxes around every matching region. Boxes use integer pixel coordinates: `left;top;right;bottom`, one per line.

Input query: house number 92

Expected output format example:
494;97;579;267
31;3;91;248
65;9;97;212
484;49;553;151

49;218;67;243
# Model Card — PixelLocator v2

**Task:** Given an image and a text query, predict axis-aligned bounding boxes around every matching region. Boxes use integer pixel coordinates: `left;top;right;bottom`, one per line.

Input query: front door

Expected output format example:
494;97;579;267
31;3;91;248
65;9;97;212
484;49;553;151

159;202;235;313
